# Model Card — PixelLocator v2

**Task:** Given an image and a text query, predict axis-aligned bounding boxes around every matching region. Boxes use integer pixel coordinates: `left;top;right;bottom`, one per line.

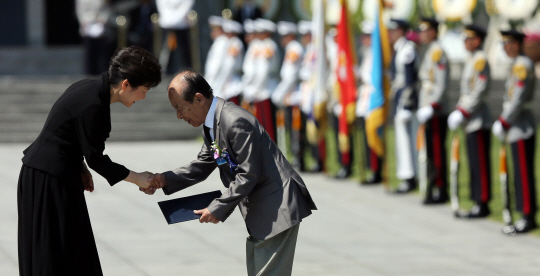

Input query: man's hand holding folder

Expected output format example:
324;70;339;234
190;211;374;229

142;173;221;224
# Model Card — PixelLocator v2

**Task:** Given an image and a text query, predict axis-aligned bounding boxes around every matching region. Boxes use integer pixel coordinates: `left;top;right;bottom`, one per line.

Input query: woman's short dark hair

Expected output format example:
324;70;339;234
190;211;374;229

108;46;161;88
176;68;214;102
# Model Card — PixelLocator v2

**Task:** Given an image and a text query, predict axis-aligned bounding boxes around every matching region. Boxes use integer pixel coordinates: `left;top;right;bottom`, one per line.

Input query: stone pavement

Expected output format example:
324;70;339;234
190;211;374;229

2;141;540;276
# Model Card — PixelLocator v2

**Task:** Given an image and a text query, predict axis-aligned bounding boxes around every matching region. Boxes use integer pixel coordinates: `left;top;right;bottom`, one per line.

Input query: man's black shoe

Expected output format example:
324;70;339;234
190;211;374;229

335;166;351;179
309;161;322;173
292;159;305;172
423;188;449;204
393;178;416;194
361;173;382;185
514;216;537;234
456;203;490;219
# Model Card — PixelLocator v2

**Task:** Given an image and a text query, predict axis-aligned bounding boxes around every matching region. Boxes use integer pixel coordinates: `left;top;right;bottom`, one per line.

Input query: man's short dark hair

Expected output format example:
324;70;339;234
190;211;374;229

109;46;162;88
176;68;214;102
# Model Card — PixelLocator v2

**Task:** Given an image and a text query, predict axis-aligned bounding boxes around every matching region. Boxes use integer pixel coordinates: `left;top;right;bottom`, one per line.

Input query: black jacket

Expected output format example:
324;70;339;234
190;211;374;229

22;73;129;184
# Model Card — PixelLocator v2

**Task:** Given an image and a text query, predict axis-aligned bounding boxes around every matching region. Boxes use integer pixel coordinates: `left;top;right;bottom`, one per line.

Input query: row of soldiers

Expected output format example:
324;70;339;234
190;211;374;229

203;16;538;235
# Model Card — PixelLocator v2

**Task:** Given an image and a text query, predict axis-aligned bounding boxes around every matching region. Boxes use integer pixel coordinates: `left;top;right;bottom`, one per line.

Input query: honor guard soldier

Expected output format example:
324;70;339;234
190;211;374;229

250;18;280;142
272;21;305;170
416;18;450;203
241;18;260;113
298;21;326;172
212;20;245;105
492;29;537;234
326;28;353;179
448;25;492;218
388;19;419;193
356;21;383;184
204;16;228;90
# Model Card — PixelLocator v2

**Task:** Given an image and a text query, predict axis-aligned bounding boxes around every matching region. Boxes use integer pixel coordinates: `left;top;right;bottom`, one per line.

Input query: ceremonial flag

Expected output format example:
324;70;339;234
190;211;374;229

366;0;391;157
335;0;357;166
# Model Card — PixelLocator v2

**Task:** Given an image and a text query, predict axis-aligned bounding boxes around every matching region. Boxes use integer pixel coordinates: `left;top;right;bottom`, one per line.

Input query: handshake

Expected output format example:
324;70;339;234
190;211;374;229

128;171;167;195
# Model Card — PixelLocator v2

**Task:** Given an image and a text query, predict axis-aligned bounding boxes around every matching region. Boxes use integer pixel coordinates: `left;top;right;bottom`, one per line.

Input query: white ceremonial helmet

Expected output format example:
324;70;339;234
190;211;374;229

277;21;297;36
244;19;255;33
208;15;224;27
255;18;276;33
361;20;374;35
223;19;243;34
297;20;312;35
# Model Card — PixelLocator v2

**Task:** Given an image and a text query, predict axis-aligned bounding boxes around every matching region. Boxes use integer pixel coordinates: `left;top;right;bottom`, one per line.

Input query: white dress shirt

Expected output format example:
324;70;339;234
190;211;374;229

204;97;218;140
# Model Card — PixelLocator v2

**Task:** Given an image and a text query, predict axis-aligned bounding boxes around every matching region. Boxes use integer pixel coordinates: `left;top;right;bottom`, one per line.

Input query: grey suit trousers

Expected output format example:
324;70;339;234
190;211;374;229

246;223;300;276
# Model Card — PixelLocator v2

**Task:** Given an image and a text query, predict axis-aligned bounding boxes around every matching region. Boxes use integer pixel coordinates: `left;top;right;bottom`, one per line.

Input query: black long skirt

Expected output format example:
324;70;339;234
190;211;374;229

17;165;103;276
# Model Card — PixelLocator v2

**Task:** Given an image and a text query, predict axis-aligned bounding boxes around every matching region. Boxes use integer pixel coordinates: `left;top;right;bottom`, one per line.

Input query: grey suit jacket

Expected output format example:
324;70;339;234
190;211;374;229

162;97;317;240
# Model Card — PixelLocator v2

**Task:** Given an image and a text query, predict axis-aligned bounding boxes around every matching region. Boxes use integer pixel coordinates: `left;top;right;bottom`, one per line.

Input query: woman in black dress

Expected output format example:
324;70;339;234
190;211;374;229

18;46;162;276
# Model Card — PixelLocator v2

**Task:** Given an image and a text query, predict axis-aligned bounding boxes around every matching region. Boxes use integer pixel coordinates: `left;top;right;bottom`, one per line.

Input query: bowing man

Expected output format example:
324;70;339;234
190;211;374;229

143;69;317;276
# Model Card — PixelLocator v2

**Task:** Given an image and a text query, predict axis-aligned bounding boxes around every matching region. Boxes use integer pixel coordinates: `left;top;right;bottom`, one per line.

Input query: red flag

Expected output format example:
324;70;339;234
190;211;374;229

336;0;357;166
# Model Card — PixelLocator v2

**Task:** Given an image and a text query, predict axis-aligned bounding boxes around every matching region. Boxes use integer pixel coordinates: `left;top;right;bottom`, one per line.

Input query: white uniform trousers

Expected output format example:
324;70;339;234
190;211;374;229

394;109;418;180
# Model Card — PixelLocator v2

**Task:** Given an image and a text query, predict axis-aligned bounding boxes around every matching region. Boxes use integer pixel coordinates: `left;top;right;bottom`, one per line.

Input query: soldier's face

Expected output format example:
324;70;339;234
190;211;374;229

280;35;294;47
301;33;311;45
210;27;224;40
464;37;480;52
503;40;520;58
389;28;403;45
419;29;436;45
360;34;371;47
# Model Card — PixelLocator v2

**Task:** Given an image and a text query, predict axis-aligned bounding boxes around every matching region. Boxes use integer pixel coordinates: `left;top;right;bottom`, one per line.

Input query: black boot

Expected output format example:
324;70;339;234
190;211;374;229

361;172;382;185
457;203;490;219
292;158;305;172
393;178;416;194
309;161;323;173
423;186;449;204
513;216;537;234
335;166;351;179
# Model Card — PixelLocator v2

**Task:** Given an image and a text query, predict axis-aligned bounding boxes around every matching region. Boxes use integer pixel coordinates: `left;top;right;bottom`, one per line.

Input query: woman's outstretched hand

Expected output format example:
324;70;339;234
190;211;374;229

140;173;167;195
125;171;158;189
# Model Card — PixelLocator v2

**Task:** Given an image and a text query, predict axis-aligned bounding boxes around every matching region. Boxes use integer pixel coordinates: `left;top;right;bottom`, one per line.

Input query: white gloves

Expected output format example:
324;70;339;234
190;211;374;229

492;120;507;142
447;110;464;131
416;106;434;124
395;109;413;122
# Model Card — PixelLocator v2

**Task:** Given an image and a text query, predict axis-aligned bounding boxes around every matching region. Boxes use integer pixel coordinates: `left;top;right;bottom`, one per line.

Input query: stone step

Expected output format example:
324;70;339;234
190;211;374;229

0;129;200;143
0;47;84;75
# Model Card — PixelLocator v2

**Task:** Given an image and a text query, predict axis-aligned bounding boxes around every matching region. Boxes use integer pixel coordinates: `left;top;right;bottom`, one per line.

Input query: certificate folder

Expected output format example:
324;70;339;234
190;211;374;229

158;190;222;224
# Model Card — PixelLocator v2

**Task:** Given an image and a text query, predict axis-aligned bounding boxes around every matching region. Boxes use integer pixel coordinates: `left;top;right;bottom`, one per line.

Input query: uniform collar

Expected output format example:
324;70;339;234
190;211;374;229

394;36;407;51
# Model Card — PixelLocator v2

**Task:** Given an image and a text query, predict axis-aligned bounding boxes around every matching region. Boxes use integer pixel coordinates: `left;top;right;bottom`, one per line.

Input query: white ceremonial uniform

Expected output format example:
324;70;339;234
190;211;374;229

213;36;245;100
299;42;316;115
204;34;229;89
356;48;373;118
272;40;304;107
326;35;340;117
155;0;193;30
391;36;419;180
242;38;261;102
251;37;281;102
